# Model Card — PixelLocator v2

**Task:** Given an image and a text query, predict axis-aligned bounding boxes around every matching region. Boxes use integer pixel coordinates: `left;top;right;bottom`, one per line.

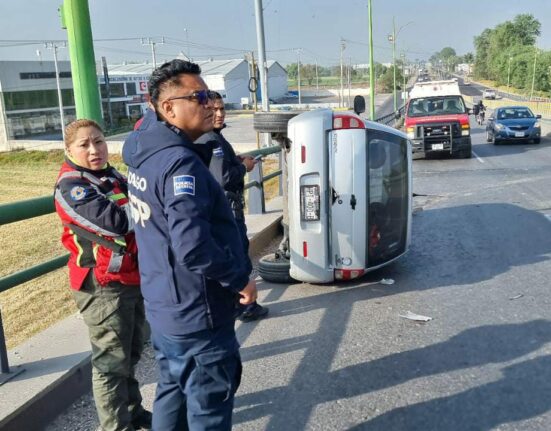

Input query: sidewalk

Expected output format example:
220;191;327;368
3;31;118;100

0;198;282;431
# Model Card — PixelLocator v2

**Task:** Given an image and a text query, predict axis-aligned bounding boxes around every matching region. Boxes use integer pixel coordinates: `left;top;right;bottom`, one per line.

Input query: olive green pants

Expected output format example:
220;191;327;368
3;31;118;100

73;272;146;431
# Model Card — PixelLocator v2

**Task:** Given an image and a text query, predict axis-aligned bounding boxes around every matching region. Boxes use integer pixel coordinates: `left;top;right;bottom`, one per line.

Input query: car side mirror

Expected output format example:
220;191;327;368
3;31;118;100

536;114;542;119
353;95;366;115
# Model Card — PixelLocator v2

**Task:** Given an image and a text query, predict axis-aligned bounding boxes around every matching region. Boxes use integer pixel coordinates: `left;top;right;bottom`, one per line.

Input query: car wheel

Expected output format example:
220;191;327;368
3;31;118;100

533;138;541;144
258;253;295;284
253;112;299;133
486;130;492;143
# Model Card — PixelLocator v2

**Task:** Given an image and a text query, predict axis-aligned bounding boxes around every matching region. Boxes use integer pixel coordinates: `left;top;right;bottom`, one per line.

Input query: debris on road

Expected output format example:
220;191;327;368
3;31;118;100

380;278;395;285
399;311;433;322
509;294;524;300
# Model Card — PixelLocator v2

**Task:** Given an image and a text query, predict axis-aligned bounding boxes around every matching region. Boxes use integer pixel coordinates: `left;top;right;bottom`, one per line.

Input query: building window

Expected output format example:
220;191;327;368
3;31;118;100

3;89;74;111
126;82;137;96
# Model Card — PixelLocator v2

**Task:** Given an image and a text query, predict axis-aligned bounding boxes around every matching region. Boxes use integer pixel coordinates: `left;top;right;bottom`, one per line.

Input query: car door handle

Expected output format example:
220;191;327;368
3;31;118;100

350;194;357;210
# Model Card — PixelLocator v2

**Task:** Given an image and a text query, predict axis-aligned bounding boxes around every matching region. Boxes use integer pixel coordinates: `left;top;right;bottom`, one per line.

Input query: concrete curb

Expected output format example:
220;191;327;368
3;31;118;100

0;205;282;431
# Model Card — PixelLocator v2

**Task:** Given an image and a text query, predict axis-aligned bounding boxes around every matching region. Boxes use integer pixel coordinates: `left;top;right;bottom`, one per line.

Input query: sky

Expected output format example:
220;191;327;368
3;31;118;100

1;0;551;67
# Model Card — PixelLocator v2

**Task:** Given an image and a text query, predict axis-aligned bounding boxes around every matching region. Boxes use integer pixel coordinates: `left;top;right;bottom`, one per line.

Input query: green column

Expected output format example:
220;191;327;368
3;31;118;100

59;0;102;125
368;0;375;120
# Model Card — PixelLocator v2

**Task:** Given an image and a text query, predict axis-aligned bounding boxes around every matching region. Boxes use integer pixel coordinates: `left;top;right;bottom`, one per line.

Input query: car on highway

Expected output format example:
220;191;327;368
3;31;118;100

483;89;496;99
486;106;541;144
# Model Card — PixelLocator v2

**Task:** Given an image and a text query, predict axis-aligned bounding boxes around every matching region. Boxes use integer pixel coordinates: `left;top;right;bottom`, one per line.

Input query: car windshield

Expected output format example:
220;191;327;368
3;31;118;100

496;108;535;120
407;96;465;117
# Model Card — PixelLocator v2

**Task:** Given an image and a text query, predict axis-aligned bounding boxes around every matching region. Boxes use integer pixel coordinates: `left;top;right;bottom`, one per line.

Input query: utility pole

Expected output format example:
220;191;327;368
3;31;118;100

340;38;346;108
141;37;165;69
368;0;375;120
101;56;113;129
315;59;319;93
253;0;270;113
530;47;538;101
347;57;352;108
297;49;302;105
45;41;67;140
183;28;191;60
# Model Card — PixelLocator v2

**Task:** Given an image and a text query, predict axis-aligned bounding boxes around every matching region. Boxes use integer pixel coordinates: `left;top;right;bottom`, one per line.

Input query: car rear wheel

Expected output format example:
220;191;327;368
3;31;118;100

253;112;299;133
258;253;295;284
486;130;492;143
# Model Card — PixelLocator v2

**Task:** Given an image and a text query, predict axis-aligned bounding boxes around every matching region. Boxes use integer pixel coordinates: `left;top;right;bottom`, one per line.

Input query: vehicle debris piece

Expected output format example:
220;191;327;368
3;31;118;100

509;294;524;300
399;311;433;322
380;278;395;285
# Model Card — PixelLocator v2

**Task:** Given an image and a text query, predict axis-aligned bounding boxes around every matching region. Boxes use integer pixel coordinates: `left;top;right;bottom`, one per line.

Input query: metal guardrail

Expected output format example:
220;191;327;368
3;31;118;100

374;105;406;126
0;146;283;375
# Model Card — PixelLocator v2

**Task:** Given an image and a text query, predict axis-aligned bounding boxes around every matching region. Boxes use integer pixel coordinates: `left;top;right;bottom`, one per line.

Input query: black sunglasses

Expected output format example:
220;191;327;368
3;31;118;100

166;89;216;105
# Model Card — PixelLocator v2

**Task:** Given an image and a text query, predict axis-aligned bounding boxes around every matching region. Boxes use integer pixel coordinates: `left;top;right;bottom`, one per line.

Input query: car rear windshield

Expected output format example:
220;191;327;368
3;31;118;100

407;96;465;117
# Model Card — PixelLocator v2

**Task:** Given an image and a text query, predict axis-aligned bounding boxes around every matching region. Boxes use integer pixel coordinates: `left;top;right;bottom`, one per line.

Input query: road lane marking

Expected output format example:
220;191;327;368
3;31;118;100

471;150;485;163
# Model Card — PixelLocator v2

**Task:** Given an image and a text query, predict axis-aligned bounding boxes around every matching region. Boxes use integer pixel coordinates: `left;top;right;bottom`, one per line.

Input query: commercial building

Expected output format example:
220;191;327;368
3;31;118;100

0;58;288;150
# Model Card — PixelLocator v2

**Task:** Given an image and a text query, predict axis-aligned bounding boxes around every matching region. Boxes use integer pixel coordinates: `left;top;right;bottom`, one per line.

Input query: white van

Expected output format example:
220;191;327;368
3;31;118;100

255;106;412;283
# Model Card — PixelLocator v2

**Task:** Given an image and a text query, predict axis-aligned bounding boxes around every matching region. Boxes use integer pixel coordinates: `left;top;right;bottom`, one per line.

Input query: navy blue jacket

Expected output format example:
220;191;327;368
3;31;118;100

122;109;249;335
196;128;247;218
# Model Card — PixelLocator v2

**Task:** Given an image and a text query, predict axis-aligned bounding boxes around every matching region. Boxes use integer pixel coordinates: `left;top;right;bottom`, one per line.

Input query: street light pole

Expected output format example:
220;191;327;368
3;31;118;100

340;39;345;108
530;47;538;101
297;49;302;105
389;18;413;112
253;0;270;112
507;56;512;92
183;28;190;60
141;37;165;69
392;17;396;112
45;42;66;140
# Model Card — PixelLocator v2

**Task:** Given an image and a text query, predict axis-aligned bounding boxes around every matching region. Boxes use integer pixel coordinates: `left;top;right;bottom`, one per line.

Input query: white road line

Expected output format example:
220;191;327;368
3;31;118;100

471;150;485;163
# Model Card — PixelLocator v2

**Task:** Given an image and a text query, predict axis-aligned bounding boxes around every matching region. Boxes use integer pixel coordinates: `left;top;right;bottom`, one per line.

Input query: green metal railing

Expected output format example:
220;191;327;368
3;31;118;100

0;146;283;375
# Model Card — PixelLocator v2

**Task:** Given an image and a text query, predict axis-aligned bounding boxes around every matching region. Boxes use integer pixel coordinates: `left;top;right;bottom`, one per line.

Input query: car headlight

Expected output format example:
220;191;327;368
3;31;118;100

495;123;505;130
534;121;541;128
406;127;415;139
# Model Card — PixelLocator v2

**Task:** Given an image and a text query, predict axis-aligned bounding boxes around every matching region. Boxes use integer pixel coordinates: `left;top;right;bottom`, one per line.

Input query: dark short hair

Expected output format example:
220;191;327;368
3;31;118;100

148;59;202;108
211;91;223;101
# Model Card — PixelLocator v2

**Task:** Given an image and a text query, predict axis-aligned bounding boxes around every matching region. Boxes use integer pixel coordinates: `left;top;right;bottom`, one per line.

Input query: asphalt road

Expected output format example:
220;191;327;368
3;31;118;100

48;92;551;430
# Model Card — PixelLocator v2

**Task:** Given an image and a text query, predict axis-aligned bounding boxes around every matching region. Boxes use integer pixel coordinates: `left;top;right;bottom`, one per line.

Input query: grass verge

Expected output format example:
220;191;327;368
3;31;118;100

0;150;280;349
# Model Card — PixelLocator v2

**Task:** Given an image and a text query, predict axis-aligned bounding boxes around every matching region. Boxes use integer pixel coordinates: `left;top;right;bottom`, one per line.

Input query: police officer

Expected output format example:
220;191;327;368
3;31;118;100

122;59;257;431
196;91;269;321
54;119;151;431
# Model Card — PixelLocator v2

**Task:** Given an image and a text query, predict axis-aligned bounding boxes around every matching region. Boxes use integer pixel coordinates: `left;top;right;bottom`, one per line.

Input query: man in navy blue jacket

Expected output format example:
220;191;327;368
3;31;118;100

196;91;269;322
122;59;256;431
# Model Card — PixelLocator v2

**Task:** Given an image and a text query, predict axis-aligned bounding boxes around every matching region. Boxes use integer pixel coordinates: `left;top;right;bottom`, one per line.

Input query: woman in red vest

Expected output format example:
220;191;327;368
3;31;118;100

54;119;151;431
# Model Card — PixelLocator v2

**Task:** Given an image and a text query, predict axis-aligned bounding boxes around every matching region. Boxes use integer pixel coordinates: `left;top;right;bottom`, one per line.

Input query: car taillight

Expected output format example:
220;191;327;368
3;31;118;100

333;114;366;130
303;241;308;257
334;269;365;280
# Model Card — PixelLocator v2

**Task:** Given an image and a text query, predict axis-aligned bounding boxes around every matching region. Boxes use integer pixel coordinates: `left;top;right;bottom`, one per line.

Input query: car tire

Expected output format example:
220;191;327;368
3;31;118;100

258;253;295;284
253;112;299;133
486;131;492;143
533;138;541;144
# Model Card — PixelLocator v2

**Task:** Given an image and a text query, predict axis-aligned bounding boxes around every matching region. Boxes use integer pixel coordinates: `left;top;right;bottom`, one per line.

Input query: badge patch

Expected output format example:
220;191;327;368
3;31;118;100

213;147;224;158
173;175;195;196
70;186;87;201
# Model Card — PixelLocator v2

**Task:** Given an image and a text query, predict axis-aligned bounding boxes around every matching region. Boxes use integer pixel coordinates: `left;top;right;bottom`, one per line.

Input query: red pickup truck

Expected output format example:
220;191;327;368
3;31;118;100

405;80;472;159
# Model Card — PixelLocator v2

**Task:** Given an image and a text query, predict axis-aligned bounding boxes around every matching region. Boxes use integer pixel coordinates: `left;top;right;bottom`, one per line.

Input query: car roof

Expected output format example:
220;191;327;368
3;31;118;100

496;106;532;111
